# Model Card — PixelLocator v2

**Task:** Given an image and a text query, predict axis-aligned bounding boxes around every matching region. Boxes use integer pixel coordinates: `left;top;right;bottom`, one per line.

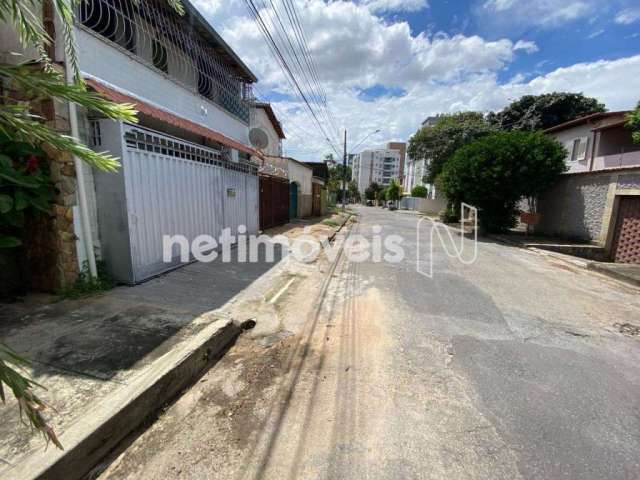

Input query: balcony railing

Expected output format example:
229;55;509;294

77;0;251;122
593;151;640;171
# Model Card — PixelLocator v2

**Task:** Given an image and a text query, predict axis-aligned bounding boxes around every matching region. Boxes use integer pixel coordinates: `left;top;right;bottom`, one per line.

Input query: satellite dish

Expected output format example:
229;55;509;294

249;128;269;150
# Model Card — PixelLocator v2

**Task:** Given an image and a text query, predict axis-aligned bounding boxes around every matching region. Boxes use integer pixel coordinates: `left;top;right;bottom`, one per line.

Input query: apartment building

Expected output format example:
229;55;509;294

352;148;401;196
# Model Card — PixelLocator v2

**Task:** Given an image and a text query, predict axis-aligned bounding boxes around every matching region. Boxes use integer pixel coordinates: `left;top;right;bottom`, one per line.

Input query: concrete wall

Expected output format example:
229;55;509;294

287;159;313;217
287;160;312;195
536;168;640;245
548;123;592;174
400;197;446;214
250;108;282;157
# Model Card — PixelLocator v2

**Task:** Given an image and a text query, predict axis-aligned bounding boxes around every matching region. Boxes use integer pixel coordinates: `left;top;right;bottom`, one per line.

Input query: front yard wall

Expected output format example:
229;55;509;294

21;97;80;291
536;168;640;246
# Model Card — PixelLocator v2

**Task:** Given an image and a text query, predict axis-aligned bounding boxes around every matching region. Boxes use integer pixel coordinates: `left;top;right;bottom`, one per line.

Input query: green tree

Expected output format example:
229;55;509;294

327;164;351;195
0;0;182;448
440;131;567;233
626;101;640;144
385;180;401;205
347;180;360;202
411;185;428;198
488;92;606;132
407;112;494;183
365;182;381;201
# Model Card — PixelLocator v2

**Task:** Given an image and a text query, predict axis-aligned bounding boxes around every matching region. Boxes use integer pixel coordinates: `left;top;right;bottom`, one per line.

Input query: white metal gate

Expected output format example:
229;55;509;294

93;122;259;283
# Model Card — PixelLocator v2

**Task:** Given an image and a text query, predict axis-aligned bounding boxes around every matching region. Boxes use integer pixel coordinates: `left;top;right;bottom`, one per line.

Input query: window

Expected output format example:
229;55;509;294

80;0;136;53
570;136;589;162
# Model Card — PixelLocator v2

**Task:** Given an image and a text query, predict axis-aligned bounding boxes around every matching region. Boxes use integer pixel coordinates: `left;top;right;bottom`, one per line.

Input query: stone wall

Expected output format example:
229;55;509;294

536;168;640;244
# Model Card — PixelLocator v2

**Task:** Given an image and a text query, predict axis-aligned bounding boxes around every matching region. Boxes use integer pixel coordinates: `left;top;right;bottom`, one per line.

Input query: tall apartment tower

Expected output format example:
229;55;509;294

352;148;401;197
386;142;406;184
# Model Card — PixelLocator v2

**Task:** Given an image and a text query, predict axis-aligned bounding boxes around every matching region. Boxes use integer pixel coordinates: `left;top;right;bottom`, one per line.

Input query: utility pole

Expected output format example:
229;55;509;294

342;129;347;212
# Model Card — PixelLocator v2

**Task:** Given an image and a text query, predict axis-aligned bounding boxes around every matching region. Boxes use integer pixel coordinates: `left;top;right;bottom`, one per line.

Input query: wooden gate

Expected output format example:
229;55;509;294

312;183;322;216
259;174;289;230
612;196;640;264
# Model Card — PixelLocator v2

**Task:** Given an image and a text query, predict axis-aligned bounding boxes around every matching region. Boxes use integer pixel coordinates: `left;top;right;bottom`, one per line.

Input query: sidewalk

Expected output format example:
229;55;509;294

0;212;351;480
487;232;640;288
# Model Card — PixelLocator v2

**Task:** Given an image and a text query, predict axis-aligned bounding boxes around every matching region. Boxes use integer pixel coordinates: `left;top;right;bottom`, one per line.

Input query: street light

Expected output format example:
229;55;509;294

349;129;381;156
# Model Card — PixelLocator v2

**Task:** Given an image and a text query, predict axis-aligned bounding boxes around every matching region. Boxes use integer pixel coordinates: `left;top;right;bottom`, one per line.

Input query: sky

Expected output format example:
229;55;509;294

193;0;640;161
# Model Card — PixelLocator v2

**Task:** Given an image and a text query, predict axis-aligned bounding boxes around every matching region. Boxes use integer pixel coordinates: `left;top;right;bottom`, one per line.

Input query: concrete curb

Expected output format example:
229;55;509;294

332;212;352;237
586;263;640;288
487;234;640;288
15;317;240;480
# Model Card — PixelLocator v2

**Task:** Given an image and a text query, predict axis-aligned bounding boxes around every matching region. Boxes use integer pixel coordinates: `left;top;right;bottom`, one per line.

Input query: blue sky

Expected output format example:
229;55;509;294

196;0;640;160
395;0;640;84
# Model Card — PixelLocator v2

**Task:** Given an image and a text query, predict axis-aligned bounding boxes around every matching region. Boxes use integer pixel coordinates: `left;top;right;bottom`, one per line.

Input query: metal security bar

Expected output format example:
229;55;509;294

77;0;251;122
119;124;258;175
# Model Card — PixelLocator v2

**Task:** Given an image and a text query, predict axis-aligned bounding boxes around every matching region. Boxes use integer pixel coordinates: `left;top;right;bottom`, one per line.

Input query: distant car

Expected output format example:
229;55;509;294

366;200;374;206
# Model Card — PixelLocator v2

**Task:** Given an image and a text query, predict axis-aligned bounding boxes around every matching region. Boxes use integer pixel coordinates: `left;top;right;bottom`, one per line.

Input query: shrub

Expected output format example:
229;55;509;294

440;131;567;233
411;185;428;198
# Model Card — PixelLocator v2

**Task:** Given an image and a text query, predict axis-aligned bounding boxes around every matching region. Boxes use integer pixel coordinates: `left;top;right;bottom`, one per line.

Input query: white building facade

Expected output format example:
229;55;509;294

352;149;401;196
250;102;285;158
1;0;262;286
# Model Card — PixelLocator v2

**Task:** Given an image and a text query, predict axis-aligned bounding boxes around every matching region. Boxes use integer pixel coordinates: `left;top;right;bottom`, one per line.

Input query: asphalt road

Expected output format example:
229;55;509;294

100;206;640;480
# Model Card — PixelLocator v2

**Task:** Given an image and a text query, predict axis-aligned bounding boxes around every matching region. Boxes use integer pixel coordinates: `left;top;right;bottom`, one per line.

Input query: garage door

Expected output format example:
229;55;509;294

93;122;259;283
612;196;640;264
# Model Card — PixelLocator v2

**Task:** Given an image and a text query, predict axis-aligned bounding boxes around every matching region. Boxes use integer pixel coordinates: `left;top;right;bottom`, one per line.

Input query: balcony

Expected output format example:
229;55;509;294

592;151;640;170
76;0;252;124
592;126;640;171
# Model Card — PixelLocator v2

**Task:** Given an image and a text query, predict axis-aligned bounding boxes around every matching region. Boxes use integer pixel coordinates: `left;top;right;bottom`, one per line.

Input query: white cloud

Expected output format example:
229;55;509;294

587;29;605;39
219;0;522;91
615;7;640;25
277;55;640;160
482;0;597;28
513;40;539;53
191;0;640;161
361;0;428;13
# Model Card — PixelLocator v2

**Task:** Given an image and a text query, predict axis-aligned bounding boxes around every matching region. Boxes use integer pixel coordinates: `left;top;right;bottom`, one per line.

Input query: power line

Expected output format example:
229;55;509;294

242;0;342;155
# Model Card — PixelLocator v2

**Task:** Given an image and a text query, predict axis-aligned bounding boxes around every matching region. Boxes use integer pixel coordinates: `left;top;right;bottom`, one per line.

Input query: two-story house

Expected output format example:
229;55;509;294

536;111;640;263
2;0;263;286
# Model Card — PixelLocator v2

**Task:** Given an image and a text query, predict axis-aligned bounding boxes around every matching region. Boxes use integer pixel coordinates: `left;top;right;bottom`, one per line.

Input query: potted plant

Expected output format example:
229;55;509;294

520;196;541;234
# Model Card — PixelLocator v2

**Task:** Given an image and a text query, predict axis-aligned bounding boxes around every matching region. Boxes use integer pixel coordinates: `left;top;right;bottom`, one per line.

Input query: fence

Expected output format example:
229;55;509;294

259;174;290;230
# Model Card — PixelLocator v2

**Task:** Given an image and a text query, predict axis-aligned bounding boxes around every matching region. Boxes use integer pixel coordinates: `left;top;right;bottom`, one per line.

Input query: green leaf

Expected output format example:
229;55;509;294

13;190;29;211
29;194;52;213
0;235;22;248
0;155;11;169
0;169;40;188
0;194;13;214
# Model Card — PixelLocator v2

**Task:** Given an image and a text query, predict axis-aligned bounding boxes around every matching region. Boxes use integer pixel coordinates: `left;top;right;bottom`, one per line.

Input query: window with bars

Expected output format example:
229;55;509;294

77;0;251;122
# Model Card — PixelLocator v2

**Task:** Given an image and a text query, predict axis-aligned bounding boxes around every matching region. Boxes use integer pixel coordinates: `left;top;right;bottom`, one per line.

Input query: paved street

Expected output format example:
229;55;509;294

100;206;640;480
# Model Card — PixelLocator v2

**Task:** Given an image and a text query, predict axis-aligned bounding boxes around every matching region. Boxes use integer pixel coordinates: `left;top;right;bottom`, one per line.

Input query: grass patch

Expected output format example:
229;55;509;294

322;219;340;228
58;260;115;299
